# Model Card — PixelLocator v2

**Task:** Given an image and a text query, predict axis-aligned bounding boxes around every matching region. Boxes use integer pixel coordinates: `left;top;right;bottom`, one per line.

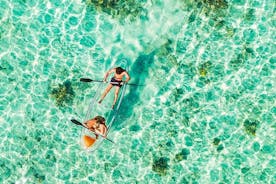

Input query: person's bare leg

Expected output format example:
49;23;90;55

99;84;113;103
112;87;120;109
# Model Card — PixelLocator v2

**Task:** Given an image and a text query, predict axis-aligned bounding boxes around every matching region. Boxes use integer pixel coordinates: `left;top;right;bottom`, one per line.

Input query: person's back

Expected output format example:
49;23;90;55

113;67;127;80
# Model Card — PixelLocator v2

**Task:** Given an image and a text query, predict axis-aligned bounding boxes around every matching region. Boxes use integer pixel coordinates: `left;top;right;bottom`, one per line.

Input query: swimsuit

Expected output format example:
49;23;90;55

111;77;122;87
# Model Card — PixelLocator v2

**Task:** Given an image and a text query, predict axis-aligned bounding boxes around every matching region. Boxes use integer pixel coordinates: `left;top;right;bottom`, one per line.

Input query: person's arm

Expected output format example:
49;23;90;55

103;68;115;82
83;119;94;130
123;71;131;83
94;125;107;138
101;125;107;138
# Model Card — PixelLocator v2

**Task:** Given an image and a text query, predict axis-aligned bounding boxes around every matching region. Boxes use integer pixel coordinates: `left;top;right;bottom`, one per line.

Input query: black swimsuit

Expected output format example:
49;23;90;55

111;77;122;87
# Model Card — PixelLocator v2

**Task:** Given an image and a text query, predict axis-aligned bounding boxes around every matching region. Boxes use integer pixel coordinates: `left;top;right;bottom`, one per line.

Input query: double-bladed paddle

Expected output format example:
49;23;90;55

80;78;144;86
71;119;114;143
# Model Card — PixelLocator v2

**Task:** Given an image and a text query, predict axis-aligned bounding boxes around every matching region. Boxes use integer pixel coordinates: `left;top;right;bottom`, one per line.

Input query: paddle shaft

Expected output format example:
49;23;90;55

80;78;144;86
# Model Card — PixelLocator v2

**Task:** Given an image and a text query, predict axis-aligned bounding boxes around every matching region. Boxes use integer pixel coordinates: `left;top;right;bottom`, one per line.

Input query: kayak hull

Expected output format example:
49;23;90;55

83;135;97;148
80;60;128;152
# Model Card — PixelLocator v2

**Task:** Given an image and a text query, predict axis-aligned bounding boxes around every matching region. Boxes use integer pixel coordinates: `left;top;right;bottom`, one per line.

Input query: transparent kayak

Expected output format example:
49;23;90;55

80;60;128;152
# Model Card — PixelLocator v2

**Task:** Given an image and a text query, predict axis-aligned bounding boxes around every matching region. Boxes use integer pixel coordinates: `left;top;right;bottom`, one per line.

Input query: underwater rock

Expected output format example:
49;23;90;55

152;157;169;176
174;148;190;162
34;173;45;182
183;0;228;18
202;0;228;9
243;119;260;136
245;47;254;54
50;80;75;107
198;61;212;77
199;67;208;77
26;166;45;182
88;0;147;22
212;137;220;146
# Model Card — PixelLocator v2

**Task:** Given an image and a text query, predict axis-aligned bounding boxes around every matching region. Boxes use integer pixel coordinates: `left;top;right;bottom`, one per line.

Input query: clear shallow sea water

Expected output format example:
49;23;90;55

0;0;275;183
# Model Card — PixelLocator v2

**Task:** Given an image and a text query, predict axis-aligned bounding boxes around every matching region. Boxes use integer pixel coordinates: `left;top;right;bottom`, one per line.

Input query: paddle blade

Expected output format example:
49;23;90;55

80;78;93;82
83;135;96;148
71;119;83;126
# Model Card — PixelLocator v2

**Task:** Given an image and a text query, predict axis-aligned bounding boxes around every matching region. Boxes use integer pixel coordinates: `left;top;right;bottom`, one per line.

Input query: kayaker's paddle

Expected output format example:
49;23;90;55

80;78;103;83
80;78;144;86
71;119;114;143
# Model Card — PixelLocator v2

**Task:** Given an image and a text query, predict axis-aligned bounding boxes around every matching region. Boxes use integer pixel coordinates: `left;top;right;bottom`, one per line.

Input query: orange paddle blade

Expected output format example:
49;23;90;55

83;135;96;148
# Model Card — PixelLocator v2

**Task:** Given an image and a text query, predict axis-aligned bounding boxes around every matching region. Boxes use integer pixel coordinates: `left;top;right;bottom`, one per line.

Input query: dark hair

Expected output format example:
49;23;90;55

94;116;105;124
116;67;125;74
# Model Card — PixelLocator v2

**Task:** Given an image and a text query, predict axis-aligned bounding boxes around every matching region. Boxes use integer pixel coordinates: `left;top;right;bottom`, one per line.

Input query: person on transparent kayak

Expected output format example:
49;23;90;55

84;116;107;139
99;67;130;109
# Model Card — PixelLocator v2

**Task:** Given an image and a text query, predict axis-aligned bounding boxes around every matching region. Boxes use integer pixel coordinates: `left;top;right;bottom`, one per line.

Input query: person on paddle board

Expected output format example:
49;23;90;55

99;67;130;108
84;116;107;138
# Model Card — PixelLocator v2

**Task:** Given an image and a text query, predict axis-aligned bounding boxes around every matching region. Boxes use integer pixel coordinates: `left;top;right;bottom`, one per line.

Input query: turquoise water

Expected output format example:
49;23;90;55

0;0;275;183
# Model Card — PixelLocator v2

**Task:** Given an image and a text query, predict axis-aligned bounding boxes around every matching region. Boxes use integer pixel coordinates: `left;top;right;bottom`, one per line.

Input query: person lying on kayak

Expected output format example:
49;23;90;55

98;67;130;109
84;116;107;138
